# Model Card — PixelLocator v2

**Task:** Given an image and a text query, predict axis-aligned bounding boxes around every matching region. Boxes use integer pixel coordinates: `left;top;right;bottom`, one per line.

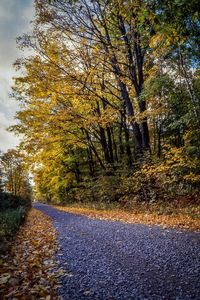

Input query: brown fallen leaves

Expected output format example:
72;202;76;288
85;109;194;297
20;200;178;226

53;205;200;232
0;209;60;300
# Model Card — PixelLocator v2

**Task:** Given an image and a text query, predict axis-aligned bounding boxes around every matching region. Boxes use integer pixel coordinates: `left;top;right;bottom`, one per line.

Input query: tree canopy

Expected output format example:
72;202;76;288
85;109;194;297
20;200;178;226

11;0;200;203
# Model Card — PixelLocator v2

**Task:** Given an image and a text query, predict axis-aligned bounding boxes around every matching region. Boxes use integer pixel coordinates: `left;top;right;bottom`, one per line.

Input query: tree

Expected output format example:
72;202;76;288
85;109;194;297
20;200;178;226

0;150;32;198
10;0;199;203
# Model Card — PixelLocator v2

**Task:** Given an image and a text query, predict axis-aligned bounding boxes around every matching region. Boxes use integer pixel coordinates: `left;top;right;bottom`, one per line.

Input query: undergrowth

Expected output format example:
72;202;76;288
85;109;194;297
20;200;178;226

0;193;31;254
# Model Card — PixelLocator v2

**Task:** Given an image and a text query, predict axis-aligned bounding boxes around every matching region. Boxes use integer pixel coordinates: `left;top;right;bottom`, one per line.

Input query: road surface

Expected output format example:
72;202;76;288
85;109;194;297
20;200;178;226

34;203;200;300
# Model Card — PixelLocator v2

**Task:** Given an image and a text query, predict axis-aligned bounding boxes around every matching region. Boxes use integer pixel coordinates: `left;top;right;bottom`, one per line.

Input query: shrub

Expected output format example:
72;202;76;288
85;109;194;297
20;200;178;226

0;207;26;254
0;192;31;211
0;192;31;254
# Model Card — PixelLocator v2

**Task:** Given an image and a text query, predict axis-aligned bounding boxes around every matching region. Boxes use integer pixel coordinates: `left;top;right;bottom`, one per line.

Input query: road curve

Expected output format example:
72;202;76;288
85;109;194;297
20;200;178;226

34;203;200;300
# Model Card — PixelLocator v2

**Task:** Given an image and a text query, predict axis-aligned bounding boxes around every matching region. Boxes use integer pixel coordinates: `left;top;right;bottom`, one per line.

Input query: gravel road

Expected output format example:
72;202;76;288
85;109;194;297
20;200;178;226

34;203;200;300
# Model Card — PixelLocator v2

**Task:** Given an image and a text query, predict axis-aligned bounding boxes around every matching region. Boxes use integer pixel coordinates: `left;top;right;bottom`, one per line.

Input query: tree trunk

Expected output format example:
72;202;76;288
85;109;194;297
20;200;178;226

123;117;133;166
106;127;114;163
99;126;110;163
111;127;118;162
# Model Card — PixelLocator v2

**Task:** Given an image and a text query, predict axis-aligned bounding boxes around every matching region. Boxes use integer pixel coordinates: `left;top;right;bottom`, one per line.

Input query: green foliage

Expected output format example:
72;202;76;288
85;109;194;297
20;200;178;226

50;175;121;204
0;191;31;254
0;207;26;237
0;207;26;254
0;192;32;211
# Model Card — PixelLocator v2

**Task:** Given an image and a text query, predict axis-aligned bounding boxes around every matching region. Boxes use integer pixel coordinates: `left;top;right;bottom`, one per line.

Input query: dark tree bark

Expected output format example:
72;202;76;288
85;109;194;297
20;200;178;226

118;14;150;151
85;129;105;169
86;147;95;176
123;115;133;166
111;127;118;162
106;127;114;163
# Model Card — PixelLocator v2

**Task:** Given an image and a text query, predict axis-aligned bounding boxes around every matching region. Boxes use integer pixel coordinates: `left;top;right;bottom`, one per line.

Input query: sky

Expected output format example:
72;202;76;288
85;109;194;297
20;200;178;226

0;0;35;152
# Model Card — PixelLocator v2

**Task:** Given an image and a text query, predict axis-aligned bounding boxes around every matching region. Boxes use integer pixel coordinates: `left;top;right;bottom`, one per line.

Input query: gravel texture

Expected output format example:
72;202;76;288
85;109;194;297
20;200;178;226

34;203;200;300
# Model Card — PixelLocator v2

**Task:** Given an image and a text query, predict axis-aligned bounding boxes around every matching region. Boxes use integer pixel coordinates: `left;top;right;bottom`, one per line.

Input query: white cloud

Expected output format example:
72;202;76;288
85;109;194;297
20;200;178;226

22;1;35;22
0;111;13;128
0;0;34;152
0;1;14;21
0;130;20;152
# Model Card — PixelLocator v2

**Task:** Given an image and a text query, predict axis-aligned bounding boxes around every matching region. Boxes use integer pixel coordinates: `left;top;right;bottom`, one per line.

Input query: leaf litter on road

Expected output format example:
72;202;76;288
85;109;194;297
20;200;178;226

53;205;200;231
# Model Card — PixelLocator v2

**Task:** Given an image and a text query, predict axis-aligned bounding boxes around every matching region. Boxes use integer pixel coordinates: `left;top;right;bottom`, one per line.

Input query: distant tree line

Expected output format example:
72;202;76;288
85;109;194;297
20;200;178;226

0;149;32;254
0;149;32;208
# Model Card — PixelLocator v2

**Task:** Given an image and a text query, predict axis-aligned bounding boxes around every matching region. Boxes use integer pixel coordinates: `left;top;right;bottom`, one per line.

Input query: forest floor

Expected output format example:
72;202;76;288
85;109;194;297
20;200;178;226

0;209;62;299
53;198;200;231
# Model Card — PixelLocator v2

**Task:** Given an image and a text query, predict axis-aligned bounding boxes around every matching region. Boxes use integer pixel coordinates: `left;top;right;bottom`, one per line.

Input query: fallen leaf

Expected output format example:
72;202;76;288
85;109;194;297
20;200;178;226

0;273;11;284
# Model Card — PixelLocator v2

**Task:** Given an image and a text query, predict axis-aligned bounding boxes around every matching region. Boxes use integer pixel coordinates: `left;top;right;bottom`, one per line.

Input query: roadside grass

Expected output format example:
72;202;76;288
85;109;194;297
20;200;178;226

53;198;200;231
